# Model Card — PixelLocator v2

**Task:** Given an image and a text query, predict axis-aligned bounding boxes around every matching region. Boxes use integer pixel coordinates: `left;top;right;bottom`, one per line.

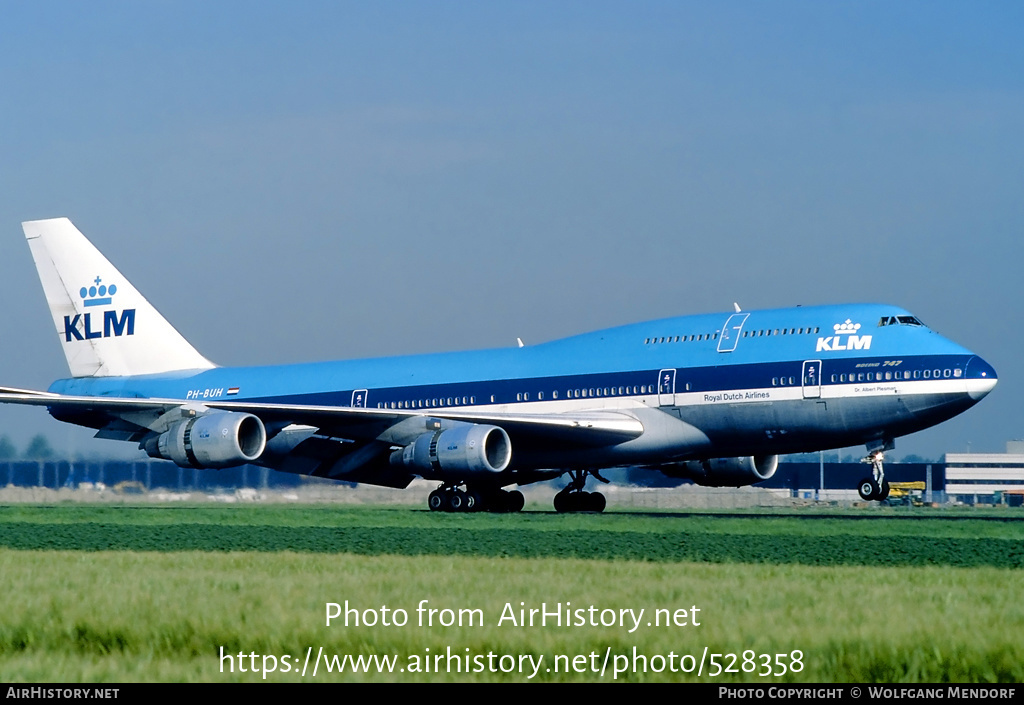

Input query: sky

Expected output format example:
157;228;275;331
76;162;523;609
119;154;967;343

0;1;1021;460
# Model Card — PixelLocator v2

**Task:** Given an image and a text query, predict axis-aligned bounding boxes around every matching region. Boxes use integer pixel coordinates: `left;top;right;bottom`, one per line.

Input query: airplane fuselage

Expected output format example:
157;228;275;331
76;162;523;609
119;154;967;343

47;302;995;475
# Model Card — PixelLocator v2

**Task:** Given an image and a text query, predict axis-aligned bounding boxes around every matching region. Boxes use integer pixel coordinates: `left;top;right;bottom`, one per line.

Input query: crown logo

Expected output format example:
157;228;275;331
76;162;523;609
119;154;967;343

833;319;861;335
79;276;118;308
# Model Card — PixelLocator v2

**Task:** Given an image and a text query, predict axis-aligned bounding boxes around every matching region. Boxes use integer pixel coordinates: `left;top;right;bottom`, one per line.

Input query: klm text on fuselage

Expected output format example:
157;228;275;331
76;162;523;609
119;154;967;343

816;334;871;352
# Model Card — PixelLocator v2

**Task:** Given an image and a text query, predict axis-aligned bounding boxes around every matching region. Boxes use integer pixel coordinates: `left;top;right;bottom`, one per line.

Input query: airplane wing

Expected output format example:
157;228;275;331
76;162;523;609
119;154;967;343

0;387;645;447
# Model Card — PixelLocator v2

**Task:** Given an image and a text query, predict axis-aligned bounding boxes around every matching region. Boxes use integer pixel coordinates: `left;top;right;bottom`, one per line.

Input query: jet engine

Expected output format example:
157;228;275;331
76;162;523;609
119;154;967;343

663;455;779;487
144;412;267;469
392;423;511;477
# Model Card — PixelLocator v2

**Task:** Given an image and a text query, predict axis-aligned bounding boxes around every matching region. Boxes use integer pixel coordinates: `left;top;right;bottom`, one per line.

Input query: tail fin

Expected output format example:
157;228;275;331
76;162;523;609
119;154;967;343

22;217;215;378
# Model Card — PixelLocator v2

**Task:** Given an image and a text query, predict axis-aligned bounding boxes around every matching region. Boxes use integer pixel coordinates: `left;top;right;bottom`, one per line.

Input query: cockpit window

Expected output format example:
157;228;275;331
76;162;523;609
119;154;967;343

878;315;924;327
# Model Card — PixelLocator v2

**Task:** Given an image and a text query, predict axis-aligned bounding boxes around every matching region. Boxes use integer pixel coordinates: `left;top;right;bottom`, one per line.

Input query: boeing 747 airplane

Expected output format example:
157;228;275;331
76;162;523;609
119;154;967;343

0;218;997;512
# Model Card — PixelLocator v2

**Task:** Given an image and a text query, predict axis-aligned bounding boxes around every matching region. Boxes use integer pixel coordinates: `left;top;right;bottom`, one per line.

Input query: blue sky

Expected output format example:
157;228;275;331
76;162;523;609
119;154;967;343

0;1;1021;458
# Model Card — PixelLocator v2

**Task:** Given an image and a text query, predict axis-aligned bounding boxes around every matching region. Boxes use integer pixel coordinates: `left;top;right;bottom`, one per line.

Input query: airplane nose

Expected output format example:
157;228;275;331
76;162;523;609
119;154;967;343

965;356;998;401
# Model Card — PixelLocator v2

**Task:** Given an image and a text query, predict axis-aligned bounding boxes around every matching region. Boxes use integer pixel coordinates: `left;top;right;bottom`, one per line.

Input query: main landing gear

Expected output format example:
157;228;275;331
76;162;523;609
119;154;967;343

553;469;608;513
857;449;891;501
427;484;525;513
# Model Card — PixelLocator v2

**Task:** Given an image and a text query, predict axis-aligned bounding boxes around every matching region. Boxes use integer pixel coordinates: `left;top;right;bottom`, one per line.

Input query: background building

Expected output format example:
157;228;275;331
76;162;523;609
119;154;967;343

945;441;1024;506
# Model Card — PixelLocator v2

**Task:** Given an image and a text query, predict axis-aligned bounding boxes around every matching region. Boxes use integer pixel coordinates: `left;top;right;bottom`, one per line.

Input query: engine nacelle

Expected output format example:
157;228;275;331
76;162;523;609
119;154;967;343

145;412;267;469
665;455;779;487
392;424;512;477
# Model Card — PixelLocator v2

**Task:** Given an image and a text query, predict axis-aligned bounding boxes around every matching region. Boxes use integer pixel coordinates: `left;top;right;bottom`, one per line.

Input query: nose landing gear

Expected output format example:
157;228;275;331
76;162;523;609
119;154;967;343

857;449;891;501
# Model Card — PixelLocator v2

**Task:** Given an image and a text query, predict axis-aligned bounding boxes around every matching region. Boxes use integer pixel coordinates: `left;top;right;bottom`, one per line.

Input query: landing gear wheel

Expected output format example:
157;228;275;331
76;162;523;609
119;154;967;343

553;489;570;513
428;485;490;512
878;480;890;501
554;489;606;513
504;490;525;513
447;490;465;512
858;478;878;501
428;490;445;511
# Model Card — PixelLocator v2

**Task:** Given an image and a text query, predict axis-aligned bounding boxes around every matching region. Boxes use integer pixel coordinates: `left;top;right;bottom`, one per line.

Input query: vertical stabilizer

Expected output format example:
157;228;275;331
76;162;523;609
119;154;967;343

22;217;216;377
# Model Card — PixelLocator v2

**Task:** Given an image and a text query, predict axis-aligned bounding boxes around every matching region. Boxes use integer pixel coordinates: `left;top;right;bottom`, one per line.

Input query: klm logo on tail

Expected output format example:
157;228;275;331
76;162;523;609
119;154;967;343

817;319;871;352
63;276;135;342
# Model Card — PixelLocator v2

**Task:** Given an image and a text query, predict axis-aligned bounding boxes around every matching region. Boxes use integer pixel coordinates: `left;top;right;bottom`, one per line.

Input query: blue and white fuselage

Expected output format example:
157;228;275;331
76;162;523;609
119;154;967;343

47;304;993;473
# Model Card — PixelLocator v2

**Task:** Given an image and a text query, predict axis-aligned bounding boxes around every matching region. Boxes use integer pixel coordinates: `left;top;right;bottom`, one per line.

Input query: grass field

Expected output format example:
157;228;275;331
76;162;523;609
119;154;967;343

1;505;1021;682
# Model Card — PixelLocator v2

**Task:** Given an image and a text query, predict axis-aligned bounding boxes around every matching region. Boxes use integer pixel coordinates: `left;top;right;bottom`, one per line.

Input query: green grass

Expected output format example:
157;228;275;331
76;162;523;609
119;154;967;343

0;505;1020;567
0;505;1021;682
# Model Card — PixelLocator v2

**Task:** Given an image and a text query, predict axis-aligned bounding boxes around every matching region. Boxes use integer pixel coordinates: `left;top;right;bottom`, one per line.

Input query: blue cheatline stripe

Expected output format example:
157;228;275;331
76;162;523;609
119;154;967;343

229;353;976;410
